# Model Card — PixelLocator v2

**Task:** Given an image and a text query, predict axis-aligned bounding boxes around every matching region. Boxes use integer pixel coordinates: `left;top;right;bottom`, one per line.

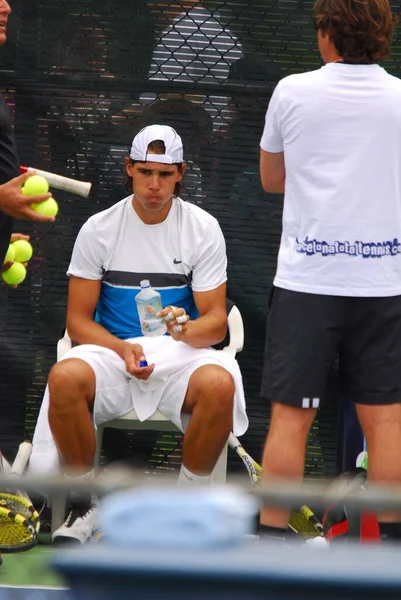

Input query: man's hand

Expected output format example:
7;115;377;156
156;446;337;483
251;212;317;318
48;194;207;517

1;233;30;288
123;341;154;380
157;306;190;341
0;172;55;222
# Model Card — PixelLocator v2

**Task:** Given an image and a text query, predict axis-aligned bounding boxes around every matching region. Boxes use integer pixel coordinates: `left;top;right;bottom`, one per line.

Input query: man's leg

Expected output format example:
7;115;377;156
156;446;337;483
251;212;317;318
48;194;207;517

48;358;96;474
344;296;401;542
179;364;234;482
260;403;316;531
259;288;343;538
47;358;98;546
357;403;401;537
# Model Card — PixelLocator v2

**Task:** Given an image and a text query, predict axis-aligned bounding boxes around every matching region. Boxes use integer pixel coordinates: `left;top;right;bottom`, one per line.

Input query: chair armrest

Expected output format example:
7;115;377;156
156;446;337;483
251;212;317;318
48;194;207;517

57;328;72;362
223;305;244;357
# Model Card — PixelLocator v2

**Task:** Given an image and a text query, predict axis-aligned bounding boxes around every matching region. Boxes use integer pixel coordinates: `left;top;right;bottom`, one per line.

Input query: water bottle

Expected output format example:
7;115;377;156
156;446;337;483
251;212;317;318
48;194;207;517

135;279;167;337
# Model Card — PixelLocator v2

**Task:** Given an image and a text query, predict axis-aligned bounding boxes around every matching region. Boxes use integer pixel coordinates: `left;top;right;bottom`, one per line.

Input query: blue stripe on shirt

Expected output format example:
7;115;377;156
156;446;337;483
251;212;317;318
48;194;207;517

95;284;199;339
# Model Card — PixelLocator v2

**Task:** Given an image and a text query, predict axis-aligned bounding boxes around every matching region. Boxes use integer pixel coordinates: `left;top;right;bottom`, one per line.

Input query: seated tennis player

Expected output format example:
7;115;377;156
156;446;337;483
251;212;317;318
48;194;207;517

30;124;248;545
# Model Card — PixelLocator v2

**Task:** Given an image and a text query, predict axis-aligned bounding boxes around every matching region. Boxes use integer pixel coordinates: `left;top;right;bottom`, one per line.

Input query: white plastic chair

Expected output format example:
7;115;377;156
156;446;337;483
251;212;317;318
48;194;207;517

51;304;244;532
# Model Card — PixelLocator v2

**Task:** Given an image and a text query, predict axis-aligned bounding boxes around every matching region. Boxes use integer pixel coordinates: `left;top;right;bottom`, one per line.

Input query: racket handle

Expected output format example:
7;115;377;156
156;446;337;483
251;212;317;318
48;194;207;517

10;441;32;476
228;433;261;483
0;451;11;474
20;166;92;198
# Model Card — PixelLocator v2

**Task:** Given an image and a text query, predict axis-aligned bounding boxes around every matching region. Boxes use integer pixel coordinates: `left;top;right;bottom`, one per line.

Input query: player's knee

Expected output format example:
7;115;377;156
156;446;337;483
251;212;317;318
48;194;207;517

203;366;234;413
48;359;94;403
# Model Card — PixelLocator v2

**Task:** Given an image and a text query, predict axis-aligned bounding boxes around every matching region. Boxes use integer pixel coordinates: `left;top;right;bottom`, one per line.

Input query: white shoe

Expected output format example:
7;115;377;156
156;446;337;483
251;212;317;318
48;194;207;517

52;503;99;546
304;536;329;547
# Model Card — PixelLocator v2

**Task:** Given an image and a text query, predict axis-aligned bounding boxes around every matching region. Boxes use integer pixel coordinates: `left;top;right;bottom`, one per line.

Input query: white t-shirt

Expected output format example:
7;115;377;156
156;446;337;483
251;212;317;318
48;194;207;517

67;196;227;339
261;63;401;297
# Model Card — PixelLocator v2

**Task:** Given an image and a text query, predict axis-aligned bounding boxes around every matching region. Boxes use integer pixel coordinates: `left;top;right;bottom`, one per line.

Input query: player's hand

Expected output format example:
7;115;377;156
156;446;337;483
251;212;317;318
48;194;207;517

157;306;190;341
0;172;55;222
0;233;30;288
122;342;154;380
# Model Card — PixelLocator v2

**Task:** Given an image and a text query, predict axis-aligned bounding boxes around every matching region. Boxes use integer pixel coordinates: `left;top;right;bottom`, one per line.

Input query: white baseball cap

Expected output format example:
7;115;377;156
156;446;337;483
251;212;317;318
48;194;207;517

129;125;184;164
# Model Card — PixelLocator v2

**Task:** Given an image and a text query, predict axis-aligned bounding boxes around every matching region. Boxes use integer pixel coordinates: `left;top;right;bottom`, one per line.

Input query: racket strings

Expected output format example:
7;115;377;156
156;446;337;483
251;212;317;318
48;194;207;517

288;511;322;538
0;493;39;524
0;492;40;551
0;510;37;552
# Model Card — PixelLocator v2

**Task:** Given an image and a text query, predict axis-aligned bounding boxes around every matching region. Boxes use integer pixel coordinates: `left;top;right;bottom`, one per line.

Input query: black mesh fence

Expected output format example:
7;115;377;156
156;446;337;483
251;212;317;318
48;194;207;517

1;0;400;477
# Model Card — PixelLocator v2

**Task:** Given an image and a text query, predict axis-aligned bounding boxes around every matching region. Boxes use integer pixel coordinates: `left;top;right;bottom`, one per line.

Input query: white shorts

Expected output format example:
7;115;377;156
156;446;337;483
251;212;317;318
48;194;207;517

61;335;248;435
30;336;248;476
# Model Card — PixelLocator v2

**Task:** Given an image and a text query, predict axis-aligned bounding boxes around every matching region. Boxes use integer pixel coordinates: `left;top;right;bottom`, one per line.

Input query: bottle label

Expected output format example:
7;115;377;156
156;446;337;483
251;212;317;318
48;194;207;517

136;299;166;336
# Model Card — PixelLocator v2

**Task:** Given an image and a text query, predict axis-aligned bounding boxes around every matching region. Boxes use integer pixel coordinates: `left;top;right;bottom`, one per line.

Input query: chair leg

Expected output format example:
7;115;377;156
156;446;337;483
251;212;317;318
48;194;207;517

94;425;104;470
51;492;67;535
210;442;228;484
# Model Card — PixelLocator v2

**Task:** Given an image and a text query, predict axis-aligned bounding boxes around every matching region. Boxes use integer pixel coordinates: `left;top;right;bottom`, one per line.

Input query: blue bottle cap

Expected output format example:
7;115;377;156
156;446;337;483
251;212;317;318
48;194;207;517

139;360;148;367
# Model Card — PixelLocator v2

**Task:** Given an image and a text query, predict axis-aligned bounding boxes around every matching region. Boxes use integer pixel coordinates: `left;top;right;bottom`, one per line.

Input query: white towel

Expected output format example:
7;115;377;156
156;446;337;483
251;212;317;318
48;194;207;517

100;486;259;549
29;336;248;476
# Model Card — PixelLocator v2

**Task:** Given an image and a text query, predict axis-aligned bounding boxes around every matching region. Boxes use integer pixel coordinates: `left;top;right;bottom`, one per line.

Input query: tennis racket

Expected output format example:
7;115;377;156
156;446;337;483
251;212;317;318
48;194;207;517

20;166;92;198
228;433;324;538
0;441;40;553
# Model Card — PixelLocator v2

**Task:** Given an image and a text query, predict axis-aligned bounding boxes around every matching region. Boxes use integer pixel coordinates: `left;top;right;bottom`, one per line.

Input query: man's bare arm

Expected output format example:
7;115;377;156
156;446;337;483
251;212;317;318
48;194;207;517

66;276;126;358
158;283;228;349
260;149;285;194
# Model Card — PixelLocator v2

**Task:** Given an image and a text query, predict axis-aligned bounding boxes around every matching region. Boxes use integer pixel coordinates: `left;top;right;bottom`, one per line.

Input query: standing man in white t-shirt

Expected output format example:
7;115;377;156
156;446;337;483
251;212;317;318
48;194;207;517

30;124;248;546
259;0;401;543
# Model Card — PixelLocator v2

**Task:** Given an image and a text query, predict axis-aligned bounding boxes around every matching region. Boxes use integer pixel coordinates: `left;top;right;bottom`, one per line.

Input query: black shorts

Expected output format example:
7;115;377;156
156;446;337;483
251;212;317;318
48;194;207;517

261;287;401;407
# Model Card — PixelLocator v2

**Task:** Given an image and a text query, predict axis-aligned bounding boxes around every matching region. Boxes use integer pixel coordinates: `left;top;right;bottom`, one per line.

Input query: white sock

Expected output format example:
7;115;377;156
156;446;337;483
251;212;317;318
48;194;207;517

64;469;98;505
64;469;95;481
177;464;211;485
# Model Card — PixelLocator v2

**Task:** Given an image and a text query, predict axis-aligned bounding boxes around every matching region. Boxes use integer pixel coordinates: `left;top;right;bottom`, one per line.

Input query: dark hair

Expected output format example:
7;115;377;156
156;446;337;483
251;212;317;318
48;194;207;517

125;139;184;196
313;0;398;64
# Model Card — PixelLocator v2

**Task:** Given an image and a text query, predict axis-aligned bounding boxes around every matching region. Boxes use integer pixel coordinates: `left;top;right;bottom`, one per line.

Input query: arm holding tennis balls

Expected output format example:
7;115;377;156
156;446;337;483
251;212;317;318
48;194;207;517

0;171;55;222
1;233;31;288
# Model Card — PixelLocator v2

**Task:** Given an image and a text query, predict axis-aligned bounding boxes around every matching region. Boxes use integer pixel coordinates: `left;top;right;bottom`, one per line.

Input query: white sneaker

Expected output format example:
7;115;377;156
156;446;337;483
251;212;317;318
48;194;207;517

304;536;329;547
52;503;99;546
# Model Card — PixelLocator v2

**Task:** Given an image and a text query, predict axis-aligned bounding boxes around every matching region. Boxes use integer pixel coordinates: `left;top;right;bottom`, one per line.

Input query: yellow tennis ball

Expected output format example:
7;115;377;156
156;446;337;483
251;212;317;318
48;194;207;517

2;262;26;285
12;240;33;263
23;175;49;196
4;244;15;263
31;198;58;217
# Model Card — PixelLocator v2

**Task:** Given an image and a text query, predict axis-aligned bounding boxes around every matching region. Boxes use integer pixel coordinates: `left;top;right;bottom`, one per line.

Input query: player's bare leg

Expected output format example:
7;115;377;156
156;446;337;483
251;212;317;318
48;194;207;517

179;364;234;482
48;358;96;474
48;358;98;546
357;403;401;525
260;403;316;530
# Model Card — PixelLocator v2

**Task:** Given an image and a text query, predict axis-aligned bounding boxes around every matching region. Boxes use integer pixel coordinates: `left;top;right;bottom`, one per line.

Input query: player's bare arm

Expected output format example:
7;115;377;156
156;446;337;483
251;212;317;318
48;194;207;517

66;276;154;379
260;149;285;194
158;282;227;348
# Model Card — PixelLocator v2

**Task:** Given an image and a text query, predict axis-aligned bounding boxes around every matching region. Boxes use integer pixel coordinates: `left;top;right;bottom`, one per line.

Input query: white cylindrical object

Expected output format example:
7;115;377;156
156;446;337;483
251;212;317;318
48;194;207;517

21;166;92;198
10;441;32;476
0;451;11;474
33;169;92;198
